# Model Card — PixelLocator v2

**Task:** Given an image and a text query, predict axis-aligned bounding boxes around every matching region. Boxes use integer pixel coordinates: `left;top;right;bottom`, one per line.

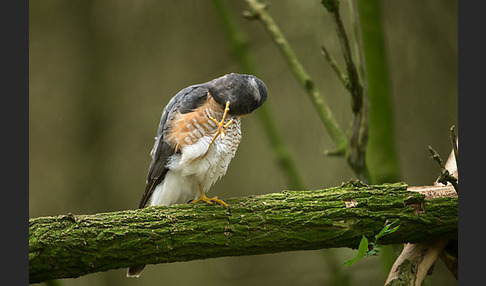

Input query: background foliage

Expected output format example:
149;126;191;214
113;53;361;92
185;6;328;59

29;1;457;285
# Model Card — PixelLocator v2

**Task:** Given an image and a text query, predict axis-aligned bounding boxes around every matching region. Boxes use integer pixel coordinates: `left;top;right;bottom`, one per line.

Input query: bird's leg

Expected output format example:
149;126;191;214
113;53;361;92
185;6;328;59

208;101;234;148
190;183;229;209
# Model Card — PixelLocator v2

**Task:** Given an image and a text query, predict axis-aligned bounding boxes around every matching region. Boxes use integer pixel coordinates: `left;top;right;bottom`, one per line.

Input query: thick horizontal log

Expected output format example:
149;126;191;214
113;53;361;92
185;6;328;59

29;182;457;283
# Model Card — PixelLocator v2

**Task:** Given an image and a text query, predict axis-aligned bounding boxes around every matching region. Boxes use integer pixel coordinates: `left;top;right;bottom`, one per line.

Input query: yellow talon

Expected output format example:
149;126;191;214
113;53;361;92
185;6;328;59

190;183;229;209
208;101;234;147
190;195;229;209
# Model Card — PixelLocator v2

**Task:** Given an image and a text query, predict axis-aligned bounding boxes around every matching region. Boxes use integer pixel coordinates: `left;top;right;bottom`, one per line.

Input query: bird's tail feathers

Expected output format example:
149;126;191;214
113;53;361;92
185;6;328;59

127;264;146;278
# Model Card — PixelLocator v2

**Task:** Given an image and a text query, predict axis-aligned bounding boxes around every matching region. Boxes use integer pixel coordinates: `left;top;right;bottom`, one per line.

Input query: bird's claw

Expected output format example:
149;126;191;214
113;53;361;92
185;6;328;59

190;194;229;209
208;101;234;147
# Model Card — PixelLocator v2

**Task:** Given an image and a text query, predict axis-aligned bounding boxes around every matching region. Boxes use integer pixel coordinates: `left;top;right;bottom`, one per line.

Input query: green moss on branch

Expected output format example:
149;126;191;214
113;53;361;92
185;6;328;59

29;182;457;283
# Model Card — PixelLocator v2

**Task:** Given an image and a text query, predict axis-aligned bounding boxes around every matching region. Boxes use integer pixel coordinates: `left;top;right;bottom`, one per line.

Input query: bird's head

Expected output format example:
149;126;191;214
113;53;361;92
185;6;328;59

208;73;268;116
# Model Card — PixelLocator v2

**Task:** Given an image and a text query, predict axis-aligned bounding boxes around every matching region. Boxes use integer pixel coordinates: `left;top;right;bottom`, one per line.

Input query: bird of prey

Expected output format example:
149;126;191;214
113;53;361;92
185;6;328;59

127;73;268;277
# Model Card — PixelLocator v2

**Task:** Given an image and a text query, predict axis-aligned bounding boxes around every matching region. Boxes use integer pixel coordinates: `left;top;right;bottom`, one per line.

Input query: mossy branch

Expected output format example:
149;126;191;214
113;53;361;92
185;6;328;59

29;183;457;283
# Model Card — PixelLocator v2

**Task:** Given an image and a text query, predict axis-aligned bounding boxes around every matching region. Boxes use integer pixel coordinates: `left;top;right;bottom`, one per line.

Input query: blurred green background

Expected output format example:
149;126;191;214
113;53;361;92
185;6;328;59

29;0;457;285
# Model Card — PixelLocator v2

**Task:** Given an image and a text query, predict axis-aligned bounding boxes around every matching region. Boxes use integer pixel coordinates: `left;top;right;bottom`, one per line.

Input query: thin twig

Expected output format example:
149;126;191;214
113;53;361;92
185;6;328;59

428;145;459;193
347;0;369;91
321;0;368;181
244;0;347;152
350;0;401;184
347;0;370;157
325;4;363;114
320;45;350;90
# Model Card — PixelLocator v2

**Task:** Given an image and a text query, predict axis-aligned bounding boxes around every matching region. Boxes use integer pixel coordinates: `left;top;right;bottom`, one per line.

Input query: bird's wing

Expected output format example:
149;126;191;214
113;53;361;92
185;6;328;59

137;84;211;208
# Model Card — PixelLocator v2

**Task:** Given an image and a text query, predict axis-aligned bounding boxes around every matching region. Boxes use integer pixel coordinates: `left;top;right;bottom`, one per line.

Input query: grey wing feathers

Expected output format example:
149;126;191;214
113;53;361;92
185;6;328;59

137;84;210;208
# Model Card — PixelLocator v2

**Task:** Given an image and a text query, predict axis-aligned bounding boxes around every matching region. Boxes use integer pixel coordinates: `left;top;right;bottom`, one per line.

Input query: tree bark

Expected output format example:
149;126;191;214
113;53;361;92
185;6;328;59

386;144;458;285
29;182;457;284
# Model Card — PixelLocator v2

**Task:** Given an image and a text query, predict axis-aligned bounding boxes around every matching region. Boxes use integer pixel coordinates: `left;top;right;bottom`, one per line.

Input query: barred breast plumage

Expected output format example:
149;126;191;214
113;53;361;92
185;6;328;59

148;96;242;206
